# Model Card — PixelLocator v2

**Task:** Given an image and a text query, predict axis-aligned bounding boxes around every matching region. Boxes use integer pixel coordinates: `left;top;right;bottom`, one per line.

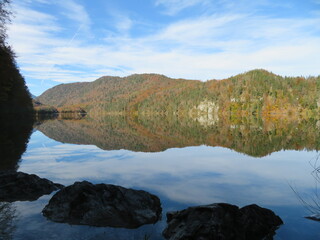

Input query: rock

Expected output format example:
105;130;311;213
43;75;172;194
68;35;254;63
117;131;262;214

239;204;284;240
0;171;64;202
42;181;162;228
163;203;283;240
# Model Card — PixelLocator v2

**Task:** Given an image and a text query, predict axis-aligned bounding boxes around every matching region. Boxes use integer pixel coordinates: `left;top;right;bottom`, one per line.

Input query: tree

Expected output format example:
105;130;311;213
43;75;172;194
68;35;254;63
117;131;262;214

0;0;33;113
0;0;11;46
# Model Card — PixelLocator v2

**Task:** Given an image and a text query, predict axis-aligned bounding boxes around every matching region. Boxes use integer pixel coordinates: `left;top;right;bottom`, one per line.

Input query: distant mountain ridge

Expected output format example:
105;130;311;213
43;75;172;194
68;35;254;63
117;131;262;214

36;70;320;118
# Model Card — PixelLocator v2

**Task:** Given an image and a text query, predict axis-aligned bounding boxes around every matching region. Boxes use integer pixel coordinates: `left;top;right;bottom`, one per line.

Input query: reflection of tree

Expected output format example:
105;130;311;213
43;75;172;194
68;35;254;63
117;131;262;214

291;154;320;221
37;115;320;157
0;114;34;171
0;202;16;240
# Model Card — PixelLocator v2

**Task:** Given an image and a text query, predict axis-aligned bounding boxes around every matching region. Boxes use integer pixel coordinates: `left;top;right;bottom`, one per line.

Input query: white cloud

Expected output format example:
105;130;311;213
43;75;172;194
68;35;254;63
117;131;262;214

57;0;91;30
115;15;133;33
6;0;320;94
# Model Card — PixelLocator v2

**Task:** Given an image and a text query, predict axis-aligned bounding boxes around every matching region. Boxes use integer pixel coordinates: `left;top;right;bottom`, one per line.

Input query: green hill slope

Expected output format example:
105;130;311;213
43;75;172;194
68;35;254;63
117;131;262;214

36;70;320;118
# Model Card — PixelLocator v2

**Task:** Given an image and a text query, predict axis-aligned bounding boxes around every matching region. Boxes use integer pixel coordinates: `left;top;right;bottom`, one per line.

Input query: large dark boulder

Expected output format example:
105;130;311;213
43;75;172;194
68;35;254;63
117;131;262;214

42;181;162;228
163;203;283;240
0;171;64;202
239;204;283;240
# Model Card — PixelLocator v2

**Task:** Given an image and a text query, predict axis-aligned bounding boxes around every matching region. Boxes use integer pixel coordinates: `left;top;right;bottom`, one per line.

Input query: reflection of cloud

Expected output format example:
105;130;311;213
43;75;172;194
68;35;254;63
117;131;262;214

12;194;162;240
19;132;316;207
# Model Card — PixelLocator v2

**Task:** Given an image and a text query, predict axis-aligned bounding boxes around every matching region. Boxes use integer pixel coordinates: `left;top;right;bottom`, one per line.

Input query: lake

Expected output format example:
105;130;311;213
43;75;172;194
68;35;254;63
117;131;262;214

1;115;320;239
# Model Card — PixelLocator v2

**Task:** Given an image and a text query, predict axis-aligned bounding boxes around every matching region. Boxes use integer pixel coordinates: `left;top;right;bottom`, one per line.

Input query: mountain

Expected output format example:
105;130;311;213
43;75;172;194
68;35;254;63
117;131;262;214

36;74;200;113
36;70;320;118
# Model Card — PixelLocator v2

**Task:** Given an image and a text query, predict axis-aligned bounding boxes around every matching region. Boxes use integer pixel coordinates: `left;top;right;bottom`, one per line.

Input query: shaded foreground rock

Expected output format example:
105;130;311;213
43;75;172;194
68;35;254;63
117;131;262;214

0;171;64;202
163;203;283;240
42;181;162;228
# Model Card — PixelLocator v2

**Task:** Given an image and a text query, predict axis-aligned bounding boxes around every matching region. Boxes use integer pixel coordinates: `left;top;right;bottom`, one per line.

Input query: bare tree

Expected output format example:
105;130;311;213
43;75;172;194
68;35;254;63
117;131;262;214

0;0;11;45
290;153;320;221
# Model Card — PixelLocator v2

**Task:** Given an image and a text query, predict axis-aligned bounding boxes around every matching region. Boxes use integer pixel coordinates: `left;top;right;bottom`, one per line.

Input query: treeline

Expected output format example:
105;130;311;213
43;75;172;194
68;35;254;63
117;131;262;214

37;74;196;113
0;0;33;114
205;69;320;118
37;69;320;119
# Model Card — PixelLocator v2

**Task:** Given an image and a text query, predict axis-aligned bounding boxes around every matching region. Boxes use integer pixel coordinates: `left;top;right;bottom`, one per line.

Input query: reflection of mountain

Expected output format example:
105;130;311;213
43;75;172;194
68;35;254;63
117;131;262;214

36;115;320;157
0;114;34;171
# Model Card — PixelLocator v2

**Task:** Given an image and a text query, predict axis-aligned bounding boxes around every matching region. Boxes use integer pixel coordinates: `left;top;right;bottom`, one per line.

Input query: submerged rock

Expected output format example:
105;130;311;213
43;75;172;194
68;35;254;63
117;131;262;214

163;203;283;240
0;171;64;202
42;181;162;228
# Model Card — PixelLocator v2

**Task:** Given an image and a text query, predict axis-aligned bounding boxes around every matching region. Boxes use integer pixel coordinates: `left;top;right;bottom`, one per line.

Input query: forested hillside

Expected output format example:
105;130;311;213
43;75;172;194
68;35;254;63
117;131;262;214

37;69;320;118
37;74;201;113
0;0;33;114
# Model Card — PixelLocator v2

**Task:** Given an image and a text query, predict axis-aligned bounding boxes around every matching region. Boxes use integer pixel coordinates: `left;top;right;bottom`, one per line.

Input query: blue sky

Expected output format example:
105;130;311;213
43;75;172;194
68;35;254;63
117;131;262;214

7;0;320;95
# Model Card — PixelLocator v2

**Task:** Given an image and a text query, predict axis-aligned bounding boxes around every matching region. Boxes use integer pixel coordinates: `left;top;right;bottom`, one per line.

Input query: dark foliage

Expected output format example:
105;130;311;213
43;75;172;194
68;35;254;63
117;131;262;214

0;113;34;171
0;0;33;114
0;0;34;171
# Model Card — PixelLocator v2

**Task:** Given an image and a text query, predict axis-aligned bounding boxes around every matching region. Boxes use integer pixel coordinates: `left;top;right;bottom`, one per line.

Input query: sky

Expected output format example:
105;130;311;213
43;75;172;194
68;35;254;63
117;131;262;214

7;0;320;96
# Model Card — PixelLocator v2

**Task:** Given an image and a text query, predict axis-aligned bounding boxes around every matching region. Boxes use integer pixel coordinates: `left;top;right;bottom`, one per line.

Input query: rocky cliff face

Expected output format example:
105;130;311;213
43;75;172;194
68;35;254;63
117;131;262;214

189;99;220;127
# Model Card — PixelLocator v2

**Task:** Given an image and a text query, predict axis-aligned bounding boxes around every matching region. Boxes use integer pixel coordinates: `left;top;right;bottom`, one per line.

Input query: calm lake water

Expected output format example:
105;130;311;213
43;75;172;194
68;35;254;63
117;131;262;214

1;115;320;239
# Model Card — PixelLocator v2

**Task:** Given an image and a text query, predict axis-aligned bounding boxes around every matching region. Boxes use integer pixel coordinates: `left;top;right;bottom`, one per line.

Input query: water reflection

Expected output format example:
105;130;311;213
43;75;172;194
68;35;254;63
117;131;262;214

0;114;33;240
291;153;320;221
18;131;320;239
36;115;320;157
12;195;164;240
0;202;16;240
2;114;320;239
20;142;316;207
0;114;34;171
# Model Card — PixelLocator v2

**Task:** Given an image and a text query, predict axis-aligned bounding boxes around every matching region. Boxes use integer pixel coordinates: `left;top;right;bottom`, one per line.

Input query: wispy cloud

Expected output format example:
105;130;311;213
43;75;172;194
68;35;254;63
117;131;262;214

6;0;320;95
155;0;210;15
57;0;91;31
